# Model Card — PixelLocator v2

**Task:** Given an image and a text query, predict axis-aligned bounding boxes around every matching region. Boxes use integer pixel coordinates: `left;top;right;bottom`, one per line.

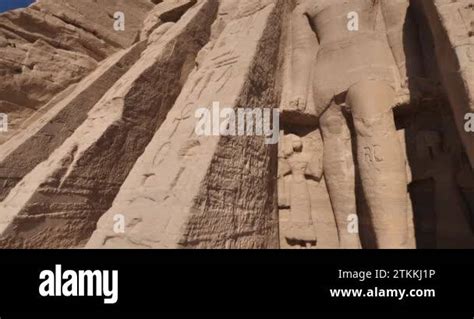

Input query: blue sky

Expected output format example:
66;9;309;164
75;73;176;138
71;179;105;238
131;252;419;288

0;0;35;13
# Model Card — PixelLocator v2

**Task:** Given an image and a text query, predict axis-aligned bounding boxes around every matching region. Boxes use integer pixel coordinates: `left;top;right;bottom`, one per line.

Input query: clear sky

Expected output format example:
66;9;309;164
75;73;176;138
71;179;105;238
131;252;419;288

0;0;35;13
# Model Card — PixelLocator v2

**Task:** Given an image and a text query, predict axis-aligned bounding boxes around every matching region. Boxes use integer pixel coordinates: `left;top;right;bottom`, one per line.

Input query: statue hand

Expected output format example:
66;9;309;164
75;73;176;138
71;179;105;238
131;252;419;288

288;96;307;112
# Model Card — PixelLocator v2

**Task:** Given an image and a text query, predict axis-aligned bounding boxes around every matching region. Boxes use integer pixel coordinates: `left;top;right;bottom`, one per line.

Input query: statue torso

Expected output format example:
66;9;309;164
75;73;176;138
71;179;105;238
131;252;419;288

304;0;400;112
307;0;383;44
287;153;311;182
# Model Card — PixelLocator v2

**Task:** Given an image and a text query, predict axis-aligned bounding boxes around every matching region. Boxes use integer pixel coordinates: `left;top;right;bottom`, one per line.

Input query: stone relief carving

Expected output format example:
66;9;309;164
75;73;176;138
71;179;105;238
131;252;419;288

278;132;323;247
0;0;472;248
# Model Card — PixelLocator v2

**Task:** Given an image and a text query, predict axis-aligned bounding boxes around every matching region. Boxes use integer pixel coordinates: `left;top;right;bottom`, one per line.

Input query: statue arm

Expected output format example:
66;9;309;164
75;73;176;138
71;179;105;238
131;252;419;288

278;158;292;178
380;0;419;88
289;4;319;110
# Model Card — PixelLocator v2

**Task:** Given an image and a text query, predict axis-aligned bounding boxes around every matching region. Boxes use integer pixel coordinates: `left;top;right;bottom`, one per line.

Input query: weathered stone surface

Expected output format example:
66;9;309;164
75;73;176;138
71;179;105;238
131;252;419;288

0;0;472;249
0;0;154;142
402;101;474;248
0;0;217;248
0;41;147;202
141;0;198;40
87;0;284;249
417;0;474;167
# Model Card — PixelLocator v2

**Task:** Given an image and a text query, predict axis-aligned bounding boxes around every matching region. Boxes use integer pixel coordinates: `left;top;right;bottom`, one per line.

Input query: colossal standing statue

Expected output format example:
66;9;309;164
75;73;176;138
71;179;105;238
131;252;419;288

290;0;412;248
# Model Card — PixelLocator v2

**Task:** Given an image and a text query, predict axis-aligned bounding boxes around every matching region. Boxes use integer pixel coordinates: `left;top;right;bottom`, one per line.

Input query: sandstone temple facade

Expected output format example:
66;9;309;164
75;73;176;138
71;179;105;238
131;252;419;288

0;0;473;249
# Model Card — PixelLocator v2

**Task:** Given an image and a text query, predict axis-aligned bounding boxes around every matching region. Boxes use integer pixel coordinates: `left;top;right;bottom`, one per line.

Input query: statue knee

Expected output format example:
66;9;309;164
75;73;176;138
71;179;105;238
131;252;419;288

346;80;396;119
319;105;347;137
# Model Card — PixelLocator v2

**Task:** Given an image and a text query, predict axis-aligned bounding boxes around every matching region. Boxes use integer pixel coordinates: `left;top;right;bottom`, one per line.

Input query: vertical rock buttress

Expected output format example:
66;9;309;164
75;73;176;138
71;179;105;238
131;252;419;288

87;0;284;249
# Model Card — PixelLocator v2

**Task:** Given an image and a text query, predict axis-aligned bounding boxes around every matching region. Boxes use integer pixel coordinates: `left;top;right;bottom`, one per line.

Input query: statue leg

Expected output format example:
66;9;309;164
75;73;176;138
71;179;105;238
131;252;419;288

347;80;408;248
320;103;362;249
